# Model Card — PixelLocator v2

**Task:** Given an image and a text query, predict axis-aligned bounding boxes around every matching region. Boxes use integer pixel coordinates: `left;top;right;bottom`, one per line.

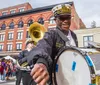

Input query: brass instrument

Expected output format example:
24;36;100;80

18;22;47;67
29;22;47;44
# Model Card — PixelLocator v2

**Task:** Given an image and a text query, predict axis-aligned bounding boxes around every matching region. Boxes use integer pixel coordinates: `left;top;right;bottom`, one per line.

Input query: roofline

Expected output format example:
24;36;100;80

0;1;73;20
0;2;30;11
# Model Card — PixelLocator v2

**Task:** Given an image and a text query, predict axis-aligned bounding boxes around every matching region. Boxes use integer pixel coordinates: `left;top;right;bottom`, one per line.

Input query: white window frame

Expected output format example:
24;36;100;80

19;7;25;12
7;44;13;51
2;12;7;15
49;16;55;24
8;32;14;40
0;44;4;51
0;34;5;41
16;43;22;50
83;35;93;47
17;31;23;40
10;10;15;14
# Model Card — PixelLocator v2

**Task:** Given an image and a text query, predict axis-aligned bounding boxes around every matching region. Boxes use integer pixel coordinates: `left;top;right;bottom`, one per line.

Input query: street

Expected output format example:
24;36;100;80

0;80;16;85
0;78;23;85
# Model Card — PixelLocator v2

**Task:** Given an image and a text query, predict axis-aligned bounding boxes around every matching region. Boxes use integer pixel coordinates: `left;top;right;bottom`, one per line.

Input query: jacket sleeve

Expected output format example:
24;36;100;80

18;51;24;60
18;51;27;65
27;30;55;69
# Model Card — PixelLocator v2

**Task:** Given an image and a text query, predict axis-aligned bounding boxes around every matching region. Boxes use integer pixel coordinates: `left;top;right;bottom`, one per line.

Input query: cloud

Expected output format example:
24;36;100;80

73;0;100;28
0;0;100;28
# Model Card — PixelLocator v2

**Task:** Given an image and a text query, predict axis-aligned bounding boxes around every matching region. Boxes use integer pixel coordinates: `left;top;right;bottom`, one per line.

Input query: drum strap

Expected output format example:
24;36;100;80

57;28;70;46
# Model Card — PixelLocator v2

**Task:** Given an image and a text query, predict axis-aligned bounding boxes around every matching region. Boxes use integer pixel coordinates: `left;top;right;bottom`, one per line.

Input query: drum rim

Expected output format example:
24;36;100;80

53;46;96;85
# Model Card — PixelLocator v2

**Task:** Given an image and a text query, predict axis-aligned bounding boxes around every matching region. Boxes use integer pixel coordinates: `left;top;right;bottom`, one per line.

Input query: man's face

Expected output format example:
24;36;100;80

27;43;35;49
55;15;71;31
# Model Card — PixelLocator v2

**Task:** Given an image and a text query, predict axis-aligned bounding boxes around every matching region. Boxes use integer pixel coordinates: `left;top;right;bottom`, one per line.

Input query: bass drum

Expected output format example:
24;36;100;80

53;47;96;85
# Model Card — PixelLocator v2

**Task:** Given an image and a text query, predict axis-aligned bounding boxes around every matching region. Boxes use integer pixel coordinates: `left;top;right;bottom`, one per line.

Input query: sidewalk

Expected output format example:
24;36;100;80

9;76;16;80
0;76;16;83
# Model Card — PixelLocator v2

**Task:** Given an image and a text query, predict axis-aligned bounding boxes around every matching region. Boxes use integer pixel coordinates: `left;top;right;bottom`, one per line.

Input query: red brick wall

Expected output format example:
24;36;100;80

0;3;32;16
0;3;85;51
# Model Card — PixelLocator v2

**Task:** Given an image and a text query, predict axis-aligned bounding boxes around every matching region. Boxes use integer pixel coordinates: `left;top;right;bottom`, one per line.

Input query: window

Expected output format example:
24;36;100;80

27;19;33;27
9;22;14;29
7;44;12;51
8;33;13;40
18;20;24;28
83;36;93;47
49;16;55;24
2;12;7;15
26;31;30;38
10;10;15;14
0;34;5;41
0;44;3;51
1;24;6;30
19;8;24;12
38;17;44;24
16;43;22;51
17;32;23;40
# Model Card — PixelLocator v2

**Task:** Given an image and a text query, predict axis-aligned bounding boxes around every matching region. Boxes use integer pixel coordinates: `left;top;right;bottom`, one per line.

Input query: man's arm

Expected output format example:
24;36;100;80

27;30;55;68
28;30;55;85
18;51;28;66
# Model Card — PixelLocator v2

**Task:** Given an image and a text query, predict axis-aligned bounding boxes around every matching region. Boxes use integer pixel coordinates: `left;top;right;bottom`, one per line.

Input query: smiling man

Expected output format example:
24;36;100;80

52;4;78;46
29;4;78;85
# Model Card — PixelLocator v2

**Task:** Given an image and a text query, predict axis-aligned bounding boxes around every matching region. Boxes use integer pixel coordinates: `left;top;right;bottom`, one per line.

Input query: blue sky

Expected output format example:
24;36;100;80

0;0;100;28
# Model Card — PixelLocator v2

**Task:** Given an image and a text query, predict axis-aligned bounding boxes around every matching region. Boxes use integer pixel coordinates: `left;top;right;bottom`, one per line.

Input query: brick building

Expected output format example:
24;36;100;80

0;2;85;58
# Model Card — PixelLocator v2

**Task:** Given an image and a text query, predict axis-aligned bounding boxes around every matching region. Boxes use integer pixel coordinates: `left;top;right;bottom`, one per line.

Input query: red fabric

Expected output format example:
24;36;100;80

0;65;4;74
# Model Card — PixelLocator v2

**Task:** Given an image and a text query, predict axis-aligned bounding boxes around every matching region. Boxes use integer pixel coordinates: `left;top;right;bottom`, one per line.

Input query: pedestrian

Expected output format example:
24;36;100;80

16;39;35;85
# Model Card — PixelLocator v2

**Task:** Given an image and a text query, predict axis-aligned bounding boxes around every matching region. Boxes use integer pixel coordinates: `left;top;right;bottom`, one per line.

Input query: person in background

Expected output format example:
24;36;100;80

6;60;11;80
0;59;4;81
16;39;35;85
27;3;78;85
1;58;6;81
0;58;7;82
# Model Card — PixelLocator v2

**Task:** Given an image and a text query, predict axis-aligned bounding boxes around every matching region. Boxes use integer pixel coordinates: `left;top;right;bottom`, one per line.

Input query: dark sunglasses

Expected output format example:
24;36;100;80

58;16;71;21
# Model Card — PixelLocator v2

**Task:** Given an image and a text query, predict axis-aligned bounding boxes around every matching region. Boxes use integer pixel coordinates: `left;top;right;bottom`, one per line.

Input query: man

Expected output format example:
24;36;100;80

16;39;35;85
28;4;78;85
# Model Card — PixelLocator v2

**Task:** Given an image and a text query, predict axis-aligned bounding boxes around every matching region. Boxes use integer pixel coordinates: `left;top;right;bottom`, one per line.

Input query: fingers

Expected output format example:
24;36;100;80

38;74;49;85
33;67;43;80
30;63;49;85
34;70;48;83
31;64;40;76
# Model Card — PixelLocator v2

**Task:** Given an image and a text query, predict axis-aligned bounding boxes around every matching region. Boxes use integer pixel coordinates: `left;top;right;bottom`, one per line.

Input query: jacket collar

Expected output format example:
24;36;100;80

56;26;69;36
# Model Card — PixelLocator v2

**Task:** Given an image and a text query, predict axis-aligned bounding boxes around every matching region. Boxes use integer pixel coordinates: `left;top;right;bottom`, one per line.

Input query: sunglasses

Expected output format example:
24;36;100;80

58;16;71;21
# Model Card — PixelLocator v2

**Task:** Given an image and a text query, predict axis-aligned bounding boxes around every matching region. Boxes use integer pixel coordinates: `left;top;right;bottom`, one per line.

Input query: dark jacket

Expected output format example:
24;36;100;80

27;27;78;84
17;50;36;85
27;27;78;70
18;50;29;66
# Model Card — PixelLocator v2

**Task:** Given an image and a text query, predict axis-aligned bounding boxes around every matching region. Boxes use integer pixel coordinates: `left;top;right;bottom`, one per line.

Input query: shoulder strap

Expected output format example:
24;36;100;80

56;28;70;46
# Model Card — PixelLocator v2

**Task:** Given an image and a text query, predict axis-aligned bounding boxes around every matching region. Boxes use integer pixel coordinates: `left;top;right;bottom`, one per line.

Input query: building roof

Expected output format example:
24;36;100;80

0;2;31;11
0;1;73;20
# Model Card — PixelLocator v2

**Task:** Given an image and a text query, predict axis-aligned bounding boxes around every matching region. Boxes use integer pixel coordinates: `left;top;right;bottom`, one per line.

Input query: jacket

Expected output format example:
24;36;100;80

18;50;29;66
27;27;78;70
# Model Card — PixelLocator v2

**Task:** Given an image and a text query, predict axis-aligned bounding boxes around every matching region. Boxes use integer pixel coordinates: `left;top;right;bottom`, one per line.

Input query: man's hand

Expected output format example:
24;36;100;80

30;63;49;85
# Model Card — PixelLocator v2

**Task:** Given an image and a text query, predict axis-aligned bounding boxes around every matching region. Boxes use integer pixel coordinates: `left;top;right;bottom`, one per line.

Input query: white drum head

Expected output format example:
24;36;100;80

55;49;92;85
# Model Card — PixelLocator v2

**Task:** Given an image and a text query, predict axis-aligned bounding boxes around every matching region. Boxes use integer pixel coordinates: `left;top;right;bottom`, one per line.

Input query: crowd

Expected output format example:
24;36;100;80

0;58;16;82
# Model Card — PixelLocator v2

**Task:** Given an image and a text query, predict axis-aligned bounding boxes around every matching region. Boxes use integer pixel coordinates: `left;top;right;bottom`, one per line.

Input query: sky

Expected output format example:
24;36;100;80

0;0;100;28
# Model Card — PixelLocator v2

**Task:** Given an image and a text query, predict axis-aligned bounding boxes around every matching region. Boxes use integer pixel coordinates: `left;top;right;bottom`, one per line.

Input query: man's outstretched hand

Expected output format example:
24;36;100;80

31;63;49;85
